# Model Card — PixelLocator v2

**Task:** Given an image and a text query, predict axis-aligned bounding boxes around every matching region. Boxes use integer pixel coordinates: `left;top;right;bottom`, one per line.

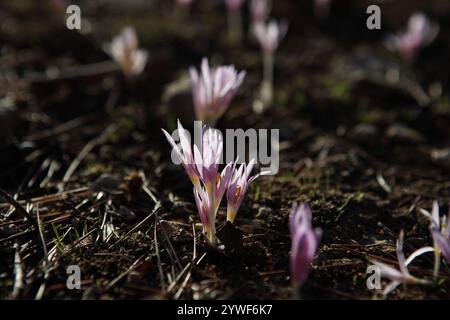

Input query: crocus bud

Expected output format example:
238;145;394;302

226;159;259;223
225;0;244;12
250;0;271;25
107;26;148;77
289;203;321;291
253;20;288;54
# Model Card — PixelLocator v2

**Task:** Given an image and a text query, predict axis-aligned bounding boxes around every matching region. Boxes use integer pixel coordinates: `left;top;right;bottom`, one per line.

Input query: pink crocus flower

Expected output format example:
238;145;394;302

226;159;259;223
250;0;271;25
253;20;288;54
189;58;246;126
253;20;288;110
194;128;234;213
385;12;439;62
194;171;231;246
192;128;234;245
432;227;450;264
162;121;234;246
289;203;321;291
420;201;450;265
225;0;244;12
107;26;148;77
371;231;433;295
162;120;201;191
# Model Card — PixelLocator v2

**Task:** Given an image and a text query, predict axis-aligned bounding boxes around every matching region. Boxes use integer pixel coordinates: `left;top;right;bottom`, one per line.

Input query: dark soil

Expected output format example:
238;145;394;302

1;0;450;300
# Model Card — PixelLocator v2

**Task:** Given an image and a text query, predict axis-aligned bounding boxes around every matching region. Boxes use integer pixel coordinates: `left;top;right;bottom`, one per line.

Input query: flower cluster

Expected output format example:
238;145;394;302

189;58;246;126
162;120;258;246
106;26;148;77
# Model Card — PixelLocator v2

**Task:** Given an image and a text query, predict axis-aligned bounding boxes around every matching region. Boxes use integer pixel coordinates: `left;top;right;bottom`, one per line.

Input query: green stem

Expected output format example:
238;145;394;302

291;283;302;300
433;249;441;281
228;10;243;44
175;5;188;22
260;52;274;108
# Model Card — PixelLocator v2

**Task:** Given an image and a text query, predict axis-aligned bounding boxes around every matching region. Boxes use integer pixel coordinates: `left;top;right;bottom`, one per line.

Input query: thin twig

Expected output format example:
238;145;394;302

0;188;39;231
105;255;147;291
154;221;166;292
11;243;24;299
35;206;50;300
167;262;191;293
155;214;182;270
62;124;117;185
26;60;120;83
108;202;161;249
174;271;192;299
23;114;97;142
192;223;197;261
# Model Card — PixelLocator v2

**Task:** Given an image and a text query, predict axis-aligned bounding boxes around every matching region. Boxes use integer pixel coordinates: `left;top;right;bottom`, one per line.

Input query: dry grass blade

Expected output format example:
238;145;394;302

11;243;24;299
108;202;161;249
62;124;118;185
105;255;148;291
34;206;49;300
0;188;39;231
154;220;166;293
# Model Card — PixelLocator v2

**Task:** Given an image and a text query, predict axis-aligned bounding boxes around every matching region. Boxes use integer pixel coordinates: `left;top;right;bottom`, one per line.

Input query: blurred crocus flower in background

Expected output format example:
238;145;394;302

176;0;194;6
385;12;439;62
226;159;259;223
420;201;450;278
253;20;288;54
371;231;433;296
314;0;331;19
226;0;245;43
253;20;288;111
106;26;148;77
189;58;246;126
250;0;271;25
226;0;244;12
289;203;321;296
